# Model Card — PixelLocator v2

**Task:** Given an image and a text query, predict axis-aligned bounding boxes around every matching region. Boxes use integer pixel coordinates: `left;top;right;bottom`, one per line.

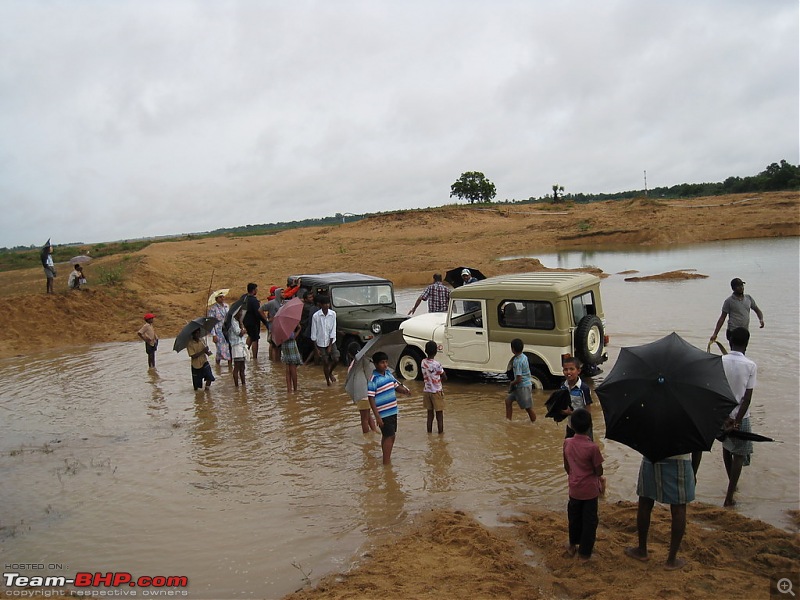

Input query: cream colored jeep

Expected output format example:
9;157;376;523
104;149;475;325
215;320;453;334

397;272;607;388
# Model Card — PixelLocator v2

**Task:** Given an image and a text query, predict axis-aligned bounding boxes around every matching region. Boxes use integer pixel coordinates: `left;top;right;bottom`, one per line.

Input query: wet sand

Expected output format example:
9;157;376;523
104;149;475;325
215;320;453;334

285;506;800;600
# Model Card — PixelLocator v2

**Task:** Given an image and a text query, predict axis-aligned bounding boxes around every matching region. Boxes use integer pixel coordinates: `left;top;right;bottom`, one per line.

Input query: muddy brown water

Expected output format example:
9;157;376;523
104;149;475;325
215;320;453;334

1;237;797;599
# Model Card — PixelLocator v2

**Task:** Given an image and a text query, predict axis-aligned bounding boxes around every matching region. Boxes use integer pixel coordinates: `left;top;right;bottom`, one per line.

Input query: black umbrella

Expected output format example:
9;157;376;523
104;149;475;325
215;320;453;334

545;389;571;422
221;296;247;342
173;316;219;352
444;267;487;288
716;429;777;443
596;332;738;463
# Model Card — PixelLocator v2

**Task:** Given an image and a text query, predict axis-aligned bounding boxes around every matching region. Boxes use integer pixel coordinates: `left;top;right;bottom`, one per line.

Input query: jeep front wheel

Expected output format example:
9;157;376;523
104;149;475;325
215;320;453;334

398;347;424;380
574;315;604;365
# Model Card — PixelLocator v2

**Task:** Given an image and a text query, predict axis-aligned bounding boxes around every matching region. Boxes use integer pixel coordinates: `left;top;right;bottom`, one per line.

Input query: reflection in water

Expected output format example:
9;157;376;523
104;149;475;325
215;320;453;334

0;238;797;598
422;437;453;493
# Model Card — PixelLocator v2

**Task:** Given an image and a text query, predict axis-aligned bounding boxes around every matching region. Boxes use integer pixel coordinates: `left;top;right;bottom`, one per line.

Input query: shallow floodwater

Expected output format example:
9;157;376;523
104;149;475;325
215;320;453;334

1;237;797;599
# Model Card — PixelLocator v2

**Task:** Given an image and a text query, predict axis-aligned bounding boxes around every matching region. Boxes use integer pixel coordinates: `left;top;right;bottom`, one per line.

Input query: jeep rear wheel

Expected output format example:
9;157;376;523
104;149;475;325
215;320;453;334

398;347;424;380
574;315;604;365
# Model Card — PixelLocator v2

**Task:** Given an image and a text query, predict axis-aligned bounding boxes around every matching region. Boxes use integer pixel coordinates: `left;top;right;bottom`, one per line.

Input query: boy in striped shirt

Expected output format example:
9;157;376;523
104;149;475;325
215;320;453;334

368;351;411;465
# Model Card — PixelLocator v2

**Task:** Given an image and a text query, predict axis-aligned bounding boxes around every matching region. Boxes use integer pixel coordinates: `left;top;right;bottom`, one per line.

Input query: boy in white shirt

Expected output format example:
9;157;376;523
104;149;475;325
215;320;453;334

421;340;447;434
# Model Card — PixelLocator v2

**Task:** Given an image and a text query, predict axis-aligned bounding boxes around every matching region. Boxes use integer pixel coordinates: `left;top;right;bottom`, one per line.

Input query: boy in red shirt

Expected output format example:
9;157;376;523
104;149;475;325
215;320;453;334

562;408;604;560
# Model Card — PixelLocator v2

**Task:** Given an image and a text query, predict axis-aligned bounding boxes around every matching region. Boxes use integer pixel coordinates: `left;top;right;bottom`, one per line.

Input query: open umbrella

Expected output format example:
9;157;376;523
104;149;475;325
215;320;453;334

345;330;408;402
207;288;230;306
173;316;219;352
70;255;93;265
596;332;738;463
444;266;486;288
271;297;304;346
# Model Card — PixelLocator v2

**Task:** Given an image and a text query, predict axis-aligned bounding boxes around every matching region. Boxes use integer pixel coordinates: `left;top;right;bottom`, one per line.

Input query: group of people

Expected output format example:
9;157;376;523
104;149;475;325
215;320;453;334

496;276;763;570
40;239;89;293
203;280;342;391
134;272;763;572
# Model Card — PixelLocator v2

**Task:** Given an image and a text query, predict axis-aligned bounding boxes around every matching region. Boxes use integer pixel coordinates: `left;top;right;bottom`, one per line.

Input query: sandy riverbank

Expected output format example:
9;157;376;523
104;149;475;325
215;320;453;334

0;191;796;360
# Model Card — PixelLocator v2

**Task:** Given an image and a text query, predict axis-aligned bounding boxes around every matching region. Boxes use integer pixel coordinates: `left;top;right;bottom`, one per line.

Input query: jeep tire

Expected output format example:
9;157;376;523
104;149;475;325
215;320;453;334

574;315;604;366
398;347;424;380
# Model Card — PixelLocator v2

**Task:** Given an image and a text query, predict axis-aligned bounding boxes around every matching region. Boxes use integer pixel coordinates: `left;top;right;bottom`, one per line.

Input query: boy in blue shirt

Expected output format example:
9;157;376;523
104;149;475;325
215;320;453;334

560;357;593;439
506;338;537;422
368;351;411;465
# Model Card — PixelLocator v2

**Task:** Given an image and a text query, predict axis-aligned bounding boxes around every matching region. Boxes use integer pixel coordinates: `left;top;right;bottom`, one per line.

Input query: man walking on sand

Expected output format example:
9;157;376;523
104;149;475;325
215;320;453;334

710;278;764;343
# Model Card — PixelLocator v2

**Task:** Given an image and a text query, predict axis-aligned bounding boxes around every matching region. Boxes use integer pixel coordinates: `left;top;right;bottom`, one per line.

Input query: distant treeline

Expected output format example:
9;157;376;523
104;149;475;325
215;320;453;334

522;159;799;204
1;160;796;266
208;213;365;237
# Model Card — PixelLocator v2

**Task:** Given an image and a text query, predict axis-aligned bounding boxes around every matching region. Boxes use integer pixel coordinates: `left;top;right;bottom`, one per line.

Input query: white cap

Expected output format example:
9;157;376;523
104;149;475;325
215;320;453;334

461;269;471;276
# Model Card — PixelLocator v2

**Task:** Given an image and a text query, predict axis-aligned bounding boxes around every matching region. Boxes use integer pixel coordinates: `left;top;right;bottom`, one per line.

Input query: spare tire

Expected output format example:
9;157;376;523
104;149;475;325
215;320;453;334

574;315;604;365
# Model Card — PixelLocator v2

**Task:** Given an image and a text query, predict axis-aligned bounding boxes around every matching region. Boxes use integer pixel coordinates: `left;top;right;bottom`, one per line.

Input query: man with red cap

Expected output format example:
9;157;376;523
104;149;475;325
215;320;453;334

137;313;158;368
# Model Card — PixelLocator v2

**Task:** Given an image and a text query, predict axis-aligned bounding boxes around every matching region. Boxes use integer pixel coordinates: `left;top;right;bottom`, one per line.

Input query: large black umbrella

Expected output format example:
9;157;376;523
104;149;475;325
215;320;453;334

344;330;407;402
596;332;738;463
173;316;219;352
444;266;486;288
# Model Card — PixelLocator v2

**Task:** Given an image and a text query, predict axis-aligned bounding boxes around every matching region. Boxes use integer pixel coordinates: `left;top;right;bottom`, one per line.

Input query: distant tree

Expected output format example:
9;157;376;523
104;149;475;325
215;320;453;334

450;171;497;204
552;184;565;203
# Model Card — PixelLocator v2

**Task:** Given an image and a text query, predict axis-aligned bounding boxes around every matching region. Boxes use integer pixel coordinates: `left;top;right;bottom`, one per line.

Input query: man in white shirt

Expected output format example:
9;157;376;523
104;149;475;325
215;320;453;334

311;295;339;386
720;327;757;507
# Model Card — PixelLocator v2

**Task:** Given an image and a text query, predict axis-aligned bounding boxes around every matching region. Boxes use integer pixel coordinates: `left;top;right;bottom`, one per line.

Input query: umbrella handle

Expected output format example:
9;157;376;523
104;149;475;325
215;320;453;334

706;340;728;355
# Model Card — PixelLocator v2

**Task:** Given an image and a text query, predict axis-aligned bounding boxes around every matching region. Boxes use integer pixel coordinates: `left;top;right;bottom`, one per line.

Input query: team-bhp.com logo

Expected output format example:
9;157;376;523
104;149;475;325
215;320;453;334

4;572;189;596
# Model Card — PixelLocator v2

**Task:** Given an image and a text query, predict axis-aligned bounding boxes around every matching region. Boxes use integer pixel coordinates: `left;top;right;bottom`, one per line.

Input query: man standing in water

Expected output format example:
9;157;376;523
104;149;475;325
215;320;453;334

710;278;764;343
242;283;269;359
311;295;339;386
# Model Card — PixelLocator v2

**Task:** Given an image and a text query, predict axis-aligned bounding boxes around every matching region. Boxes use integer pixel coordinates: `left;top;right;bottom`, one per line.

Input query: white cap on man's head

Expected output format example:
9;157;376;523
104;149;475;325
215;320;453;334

461;269;471;276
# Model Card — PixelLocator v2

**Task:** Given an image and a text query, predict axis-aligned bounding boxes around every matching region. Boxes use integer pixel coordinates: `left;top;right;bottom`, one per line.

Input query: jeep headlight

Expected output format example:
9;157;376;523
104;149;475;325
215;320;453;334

371;322;382;335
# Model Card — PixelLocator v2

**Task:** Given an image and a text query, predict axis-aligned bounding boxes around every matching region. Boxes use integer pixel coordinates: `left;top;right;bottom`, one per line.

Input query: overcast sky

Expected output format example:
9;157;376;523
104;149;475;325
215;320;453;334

0;1;797;248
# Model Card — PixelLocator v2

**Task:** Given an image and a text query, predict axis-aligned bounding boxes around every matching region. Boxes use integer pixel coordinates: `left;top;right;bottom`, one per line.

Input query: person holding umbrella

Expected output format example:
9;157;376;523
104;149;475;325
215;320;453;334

597;333;737;571
186;328;215;390
720;327;758;507
280;322;303;393
40;239;56;294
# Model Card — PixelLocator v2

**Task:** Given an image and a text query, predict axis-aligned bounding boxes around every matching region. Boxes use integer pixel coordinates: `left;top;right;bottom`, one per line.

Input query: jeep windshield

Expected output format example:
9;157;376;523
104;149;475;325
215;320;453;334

330;284;394;308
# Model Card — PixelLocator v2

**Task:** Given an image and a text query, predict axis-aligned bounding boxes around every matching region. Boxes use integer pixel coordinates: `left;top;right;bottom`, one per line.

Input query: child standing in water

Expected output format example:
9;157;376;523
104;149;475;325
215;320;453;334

421;340;447;434
506;338;537;422
228;309;247;387
186;328;215;390
137;313;158;369
281;323;303;392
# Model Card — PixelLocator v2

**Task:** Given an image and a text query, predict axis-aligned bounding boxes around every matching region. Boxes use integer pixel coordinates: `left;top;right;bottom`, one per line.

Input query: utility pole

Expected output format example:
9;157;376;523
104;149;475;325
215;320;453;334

644;170;648;197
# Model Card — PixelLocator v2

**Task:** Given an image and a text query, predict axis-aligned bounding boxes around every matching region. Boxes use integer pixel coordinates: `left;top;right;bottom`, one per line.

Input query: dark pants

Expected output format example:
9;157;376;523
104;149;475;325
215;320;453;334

191;362;215;390
567;496;599;557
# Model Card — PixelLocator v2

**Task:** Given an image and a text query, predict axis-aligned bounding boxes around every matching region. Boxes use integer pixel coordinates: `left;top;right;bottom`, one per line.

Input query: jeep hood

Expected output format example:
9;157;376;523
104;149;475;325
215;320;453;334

400;313;448;343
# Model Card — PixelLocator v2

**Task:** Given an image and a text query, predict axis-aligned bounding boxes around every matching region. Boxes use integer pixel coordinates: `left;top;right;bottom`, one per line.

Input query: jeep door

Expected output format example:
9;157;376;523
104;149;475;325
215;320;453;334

444;298;489;364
